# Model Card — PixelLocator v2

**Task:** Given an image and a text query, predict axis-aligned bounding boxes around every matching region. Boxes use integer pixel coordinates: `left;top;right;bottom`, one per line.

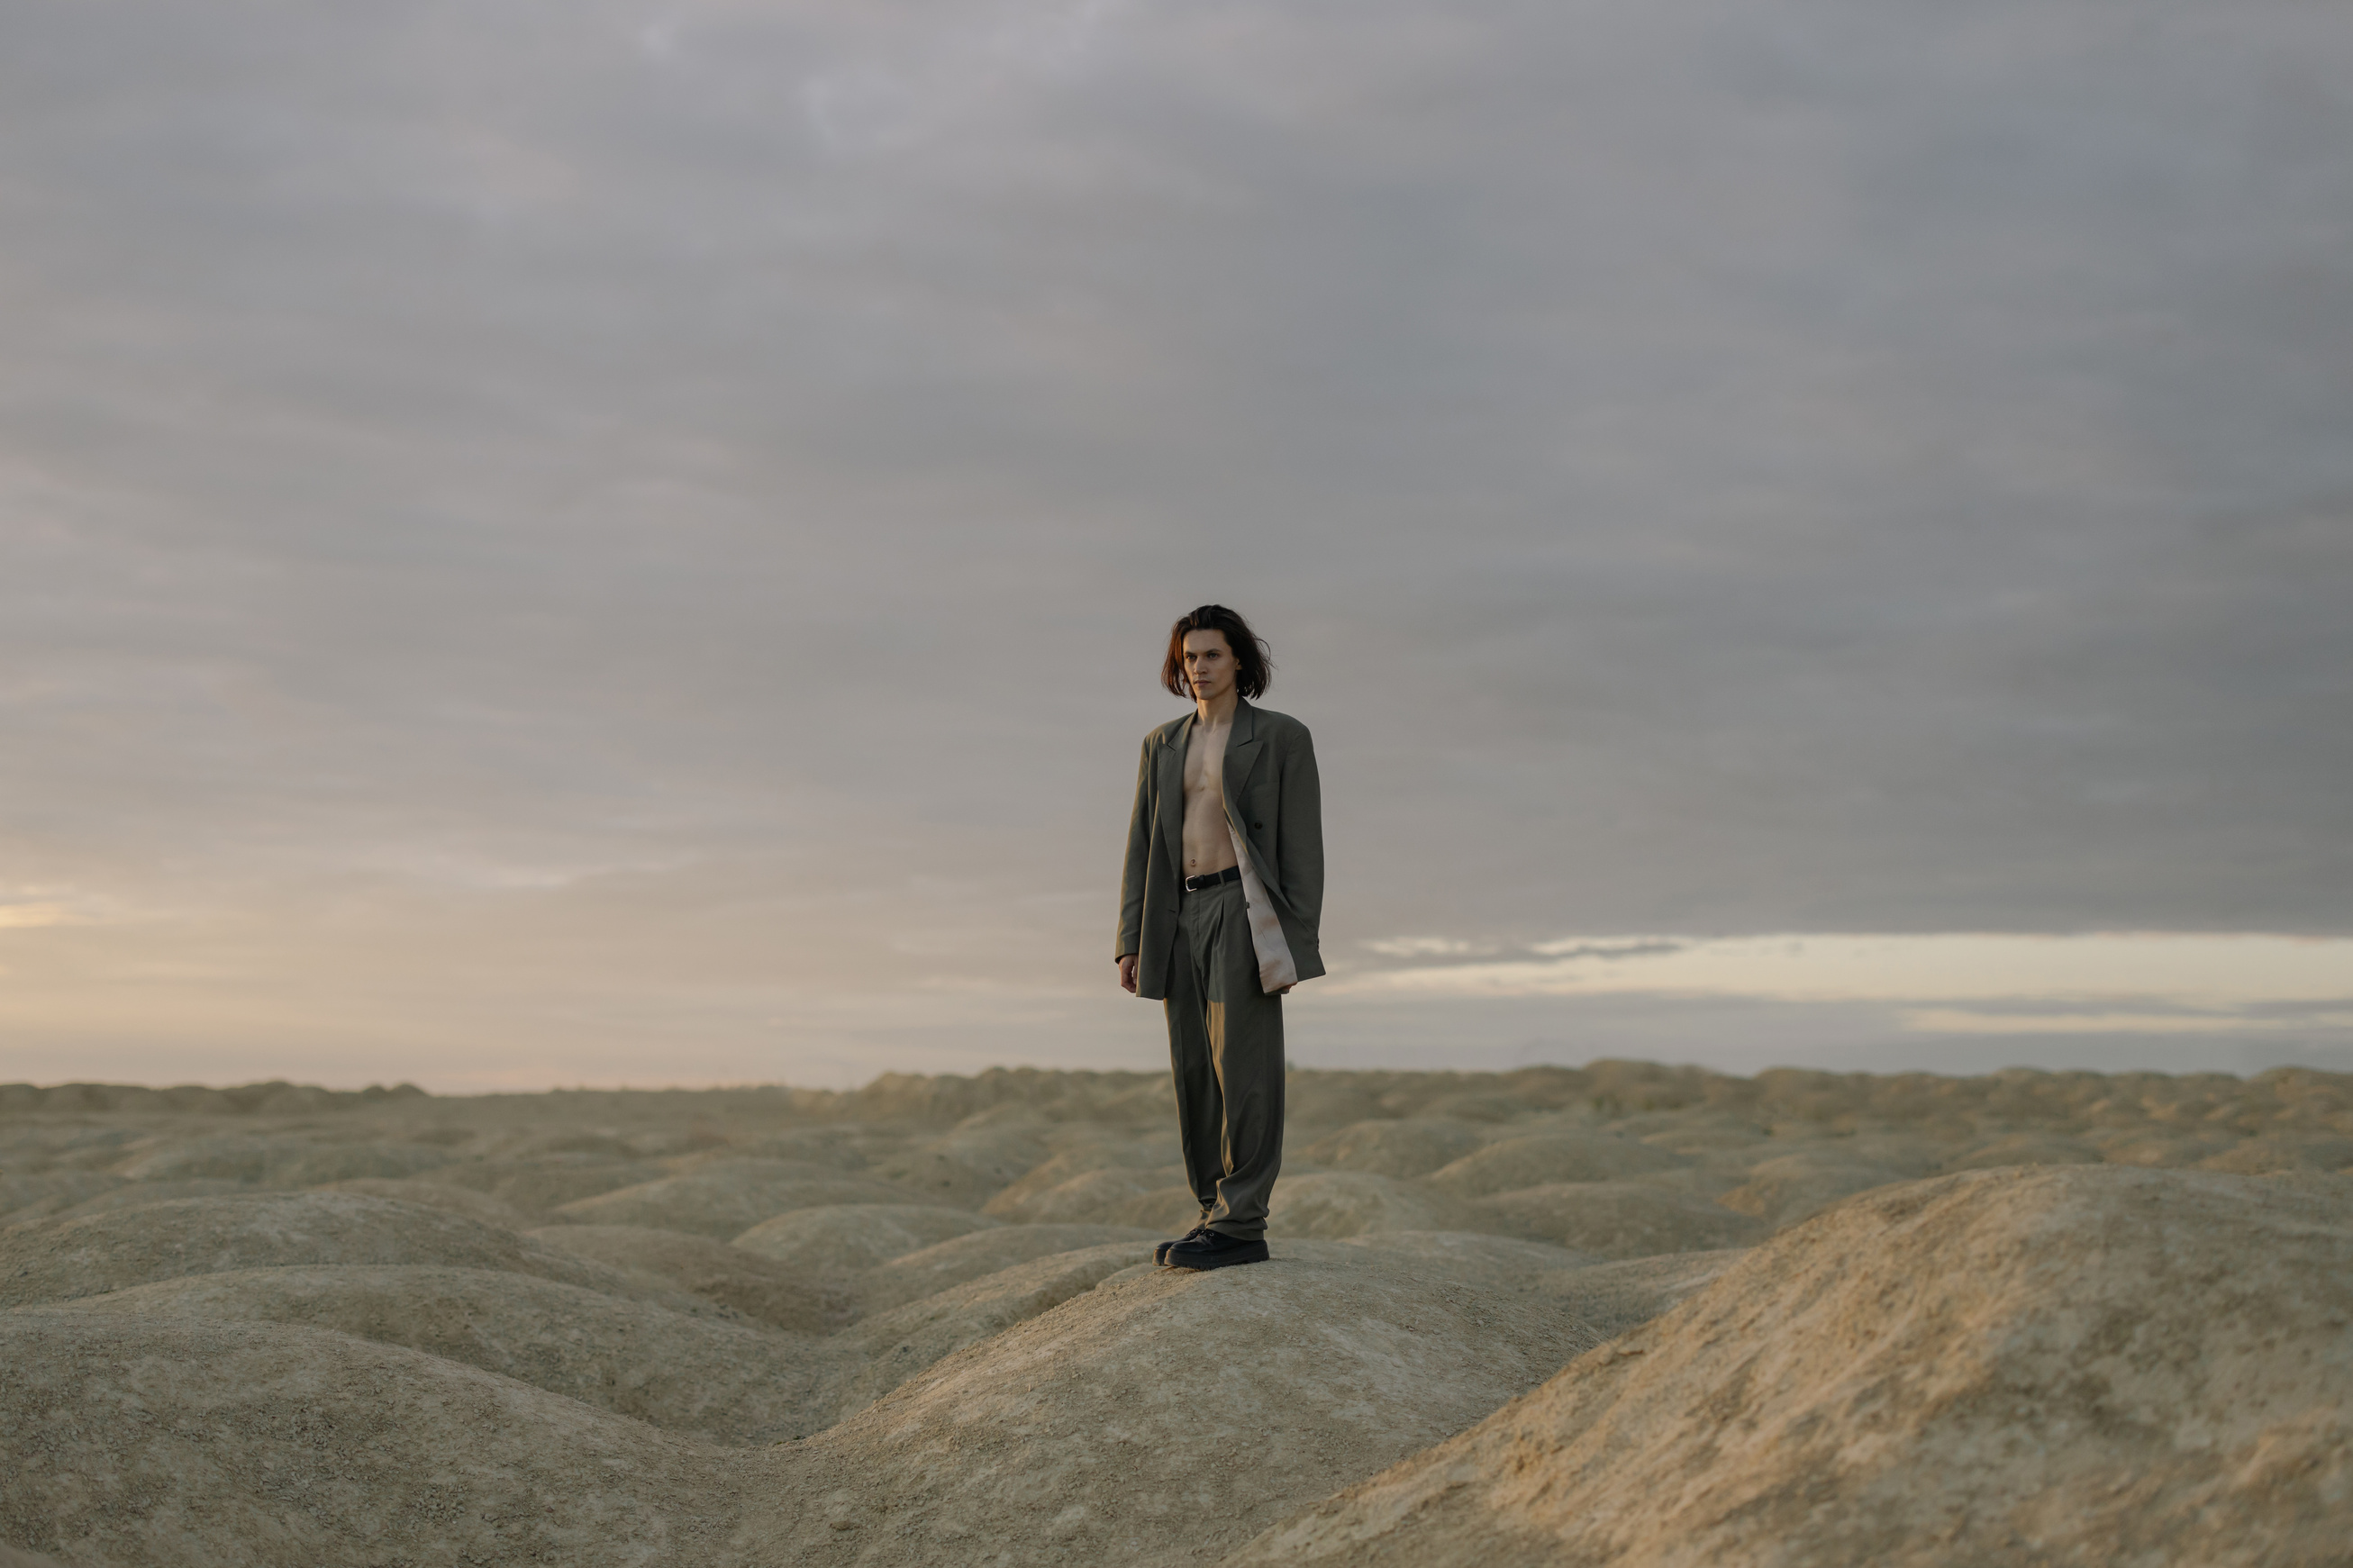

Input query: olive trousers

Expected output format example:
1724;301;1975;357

1165;878;1285;1240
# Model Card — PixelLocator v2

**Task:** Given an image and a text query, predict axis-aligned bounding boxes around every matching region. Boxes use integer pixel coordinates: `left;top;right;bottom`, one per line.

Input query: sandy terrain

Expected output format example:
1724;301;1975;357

3;1061;2348;1565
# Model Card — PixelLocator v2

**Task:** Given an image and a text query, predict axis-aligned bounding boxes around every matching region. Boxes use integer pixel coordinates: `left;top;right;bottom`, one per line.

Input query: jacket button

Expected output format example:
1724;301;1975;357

1251;821;1262;829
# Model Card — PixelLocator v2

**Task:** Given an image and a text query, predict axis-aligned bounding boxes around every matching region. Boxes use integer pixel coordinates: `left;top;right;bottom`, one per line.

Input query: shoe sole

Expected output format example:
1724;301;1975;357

1164;1241;1270;1272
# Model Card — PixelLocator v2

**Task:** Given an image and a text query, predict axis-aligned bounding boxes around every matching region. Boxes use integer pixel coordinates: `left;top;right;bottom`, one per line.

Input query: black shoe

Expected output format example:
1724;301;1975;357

1155;1223;1211;1266
1163;1228;1270;1271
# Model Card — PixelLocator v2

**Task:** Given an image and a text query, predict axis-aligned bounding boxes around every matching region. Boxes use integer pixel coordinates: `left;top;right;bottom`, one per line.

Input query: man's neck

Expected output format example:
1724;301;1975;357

1194;690;1240;730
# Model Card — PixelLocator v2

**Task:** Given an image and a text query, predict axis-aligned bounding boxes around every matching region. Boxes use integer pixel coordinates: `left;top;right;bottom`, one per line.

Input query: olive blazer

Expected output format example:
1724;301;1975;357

1117;699;1325;1001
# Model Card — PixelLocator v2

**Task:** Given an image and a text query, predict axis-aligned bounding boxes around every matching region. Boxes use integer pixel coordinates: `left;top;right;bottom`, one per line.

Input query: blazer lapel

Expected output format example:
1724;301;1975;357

1223;699;1266;820
1158;715;1190;876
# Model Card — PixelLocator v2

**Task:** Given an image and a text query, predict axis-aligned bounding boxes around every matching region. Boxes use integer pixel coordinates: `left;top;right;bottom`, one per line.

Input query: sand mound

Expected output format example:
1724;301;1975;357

110;1134;316;1181
1298;1119;1482;1178
1939;1130;2103;1171
1105;1183;1211;1230
2094;1128;2243;1167
981;1163;1189;1224
753;1240;1606;1565
835;1241;1155;1412
1267;1171;1483;1238
730;1203;1000;1273
1630;1116;1771;1156
1611;1157;1756;1201
1532;1247;1749;1338
11;1064;2348;1566
530;1223;858;1332
871;1124;1051;1207
730;1125;895;1168
857;1222;1161;1314
0;1192;675;1308
1417;1090;1532;1122
977;1139;1179;1217
1340;1229;1598;1292
1822;1134;1948;1178
0;1172;127;1221
22;1177;248;1222
1228;1167;2353;1568
1714;1153;1909;1228
1470;1182;1767;1258
548;1161;928;1237
314;1176;540;1229
1427;1132;1689;1198
114;1137;451;1186
0;1313;729;1567
42;1264;855;1444
482;1128;645;1160
425;1154;668;1214
264;1143;457;1185
0;1124;149;1171
2198;1134;2353;1174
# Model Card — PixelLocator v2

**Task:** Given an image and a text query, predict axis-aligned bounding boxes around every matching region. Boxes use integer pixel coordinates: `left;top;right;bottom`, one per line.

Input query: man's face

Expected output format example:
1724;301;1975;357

1182;630;1237;701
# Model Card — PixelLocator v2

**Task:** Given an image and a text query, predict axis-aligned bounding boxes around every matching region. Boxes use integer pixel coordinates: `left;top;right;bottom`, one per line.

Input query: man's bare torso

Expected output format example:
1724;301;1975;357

1180;716;1240;877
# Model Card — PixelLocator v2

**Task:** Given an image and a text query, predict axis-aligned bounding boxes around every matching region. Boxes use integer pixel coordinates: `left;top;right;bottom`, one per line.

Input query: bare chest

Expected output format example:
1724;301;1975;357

1182;723;1230;807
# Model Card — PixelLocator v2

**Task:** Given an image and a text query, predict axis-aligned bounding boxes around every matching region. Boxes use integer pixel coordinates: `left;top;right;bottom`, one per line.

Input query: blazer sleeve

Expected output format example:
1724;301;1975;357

1276;723;1324;947
1117;734;1154;960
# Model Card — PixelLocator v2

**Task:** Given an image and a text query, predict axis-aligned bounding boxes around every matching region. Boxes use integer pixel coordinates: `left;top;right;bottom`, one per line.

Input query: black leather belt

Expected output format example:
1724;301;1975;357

1182;866;1242;893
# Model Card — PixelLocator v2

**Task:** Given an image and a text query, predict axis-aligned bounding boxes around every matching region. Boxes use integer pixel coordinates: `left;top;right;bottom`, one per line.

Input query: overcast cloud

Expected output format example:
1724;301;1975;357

2;0;2348;1088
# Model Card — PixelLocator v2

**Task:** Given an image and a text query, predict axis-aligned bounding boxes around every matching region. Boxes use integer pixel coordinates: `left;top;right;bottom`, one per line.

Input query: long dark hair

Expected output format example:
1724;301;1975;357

1160;604;1272;700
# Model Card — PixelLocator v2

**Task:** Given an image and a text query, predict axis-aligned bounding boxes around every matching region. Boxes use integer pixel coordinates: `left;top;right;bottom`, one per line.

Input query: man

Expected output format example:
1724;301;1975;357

1117;604;1324;1271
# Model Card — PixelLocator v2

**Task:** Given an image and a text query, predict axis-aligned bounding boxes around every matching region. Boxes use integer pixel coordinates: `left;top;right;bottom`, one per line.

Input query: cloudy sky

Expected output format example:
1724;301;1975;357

3;0;2348;1090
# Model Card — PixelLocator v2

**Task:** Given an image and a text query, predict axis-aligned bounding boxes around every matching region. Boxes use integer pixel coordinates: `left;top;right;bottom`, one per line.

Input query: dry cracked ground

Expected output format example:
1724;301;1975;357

3;1061;2349;1566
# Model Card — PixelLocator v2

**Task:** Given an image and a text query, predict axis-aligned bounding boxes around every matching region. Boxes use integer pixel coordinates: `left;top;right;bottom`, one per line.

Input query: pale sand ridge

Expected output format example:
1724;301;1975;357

4;1062;2348;1566
1224;1166;2353;1567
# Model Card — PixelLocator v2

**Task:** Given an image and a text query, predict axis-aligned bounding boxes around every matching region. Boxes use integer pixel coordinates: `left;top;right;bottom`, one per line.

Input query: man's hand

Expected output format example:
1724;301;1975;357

1117;955;1140;994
